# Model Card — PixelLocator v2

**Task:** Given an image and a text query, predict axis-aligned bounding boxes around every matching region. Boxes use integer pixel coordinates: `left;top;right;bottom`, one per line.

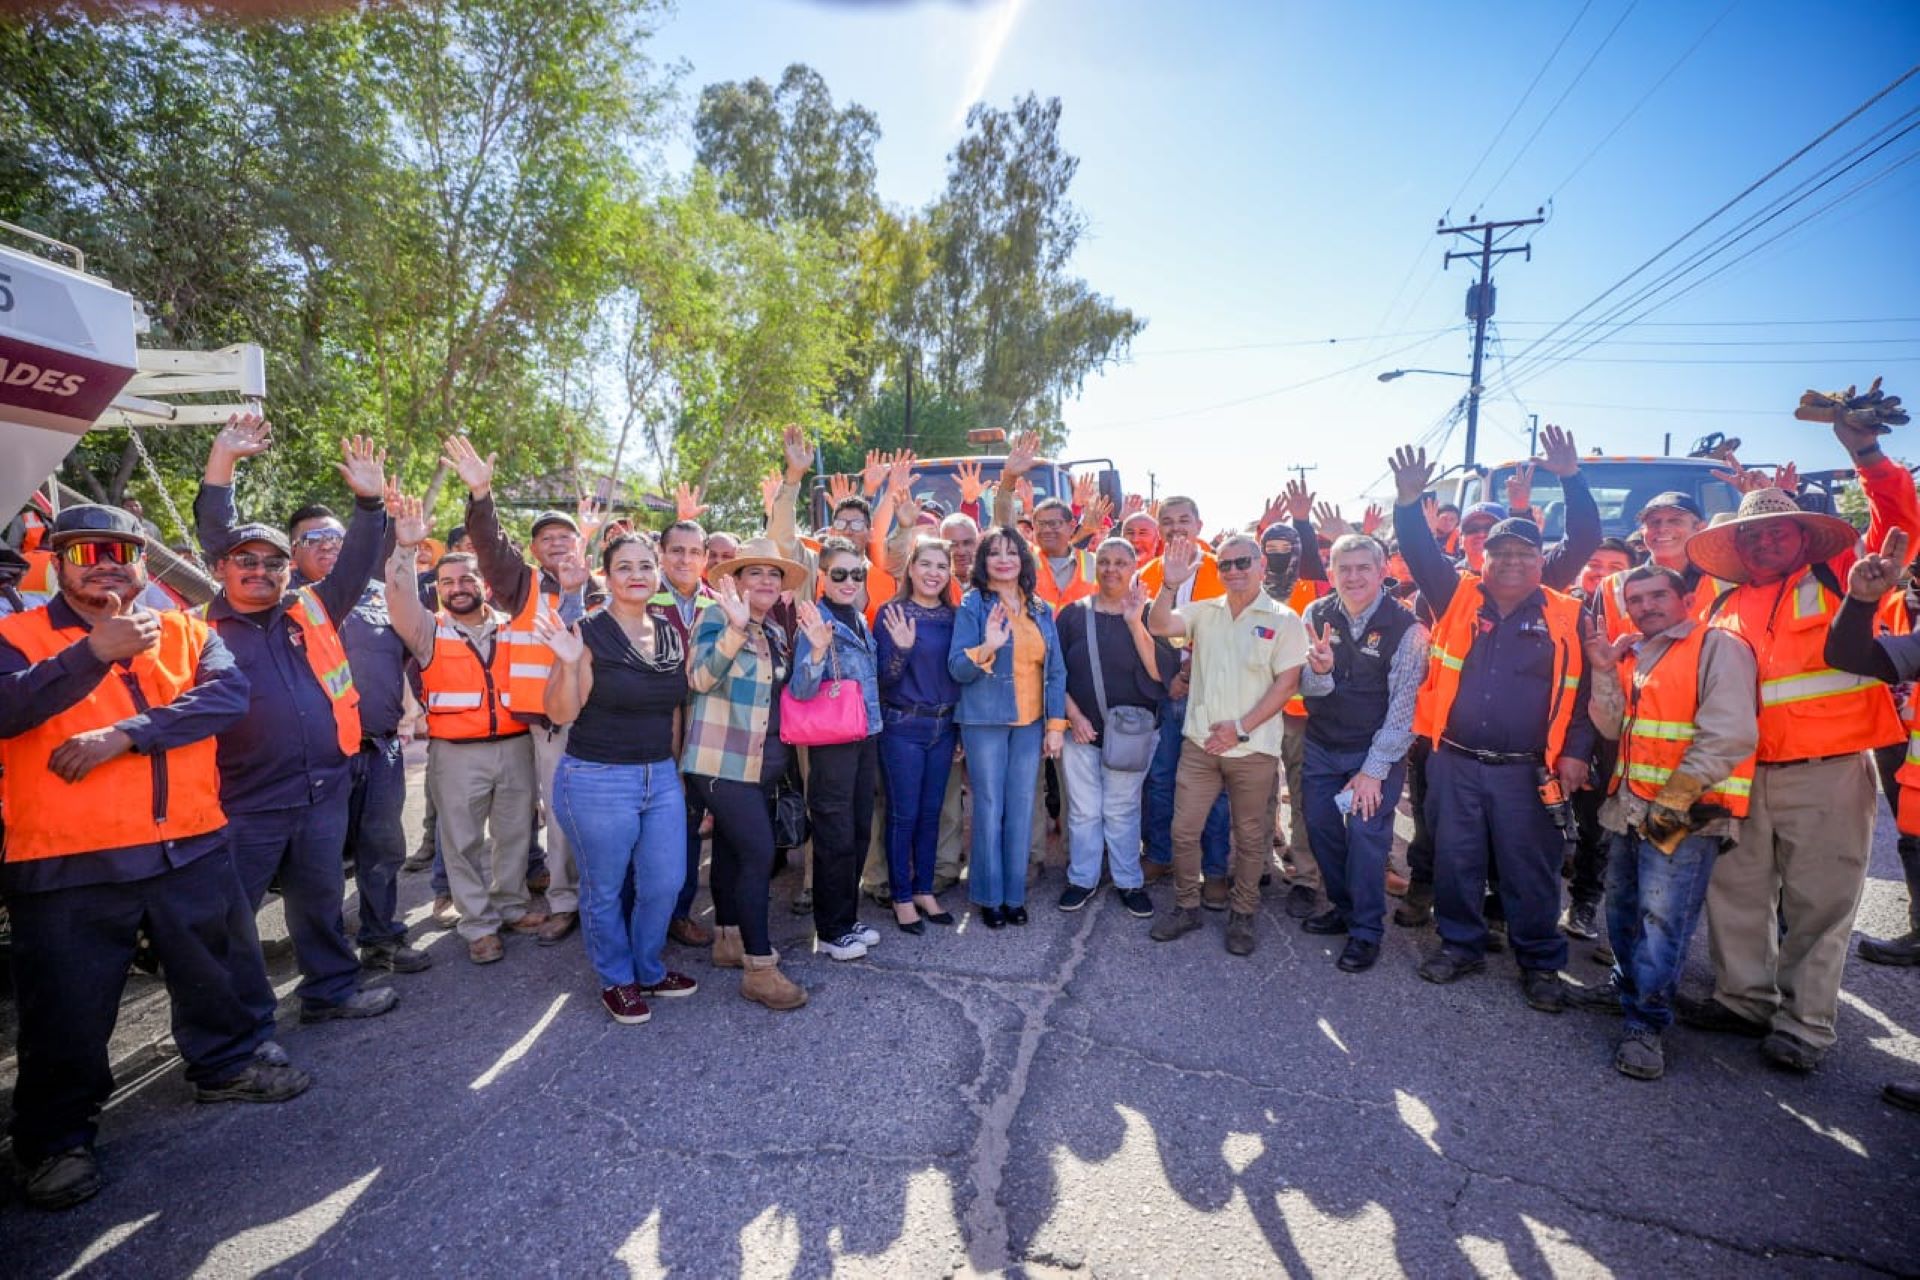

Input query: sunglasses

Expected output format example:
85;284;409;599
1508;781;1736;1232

826;566;868;584
60;541;143;567
229;553;291;573
297;529;344;546
1217;555;1256;572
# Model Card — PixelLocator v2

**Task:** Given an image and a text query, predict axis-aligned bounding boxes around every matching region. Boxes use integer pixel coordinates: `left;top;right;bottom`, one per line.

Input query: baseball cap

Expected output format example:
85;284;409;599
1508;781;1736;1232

529;510;580;539
1635;491;1704;523
48;504;147;549
1460;501;1507;530
222;522;293;557
1484;517;1543;550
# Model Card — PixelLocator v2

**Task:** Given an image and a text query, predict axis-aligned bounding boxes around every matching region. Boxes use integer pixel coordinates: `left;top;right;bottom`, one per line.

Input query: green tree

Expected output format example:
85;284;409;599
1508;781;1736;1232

694;63;881;241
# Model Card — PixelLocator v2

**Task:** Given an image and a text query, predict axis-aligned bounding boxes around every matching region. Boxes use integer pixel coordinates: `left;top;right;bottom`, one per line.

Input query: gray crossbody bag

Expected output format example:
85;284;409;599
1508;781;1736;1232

1083;604;1158;772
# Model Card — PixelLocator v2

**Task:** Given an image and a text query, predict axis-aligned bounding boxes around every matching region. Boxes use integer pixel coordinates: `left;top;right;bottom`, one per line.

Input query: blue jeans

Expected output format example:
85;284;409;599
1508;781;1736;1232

1304;740;1405;942
228;794;361;1017
961;721;1044;908
1062;739;1147;890
552;756;687;989
346;736;407;945
879;707;958;902
1604;829;1720;1032
1143;697;1228;874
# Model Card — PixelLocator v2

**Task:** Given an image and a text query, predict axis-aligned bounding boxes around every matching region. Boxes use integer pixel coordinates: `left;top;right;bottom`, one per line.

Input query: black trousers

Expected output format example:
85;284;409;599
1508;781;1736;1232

1568;739;1619;907
7;846;268;1164
690;754;783;956
807;737;878;940
1873;740;1920;928
1407;738;1434;885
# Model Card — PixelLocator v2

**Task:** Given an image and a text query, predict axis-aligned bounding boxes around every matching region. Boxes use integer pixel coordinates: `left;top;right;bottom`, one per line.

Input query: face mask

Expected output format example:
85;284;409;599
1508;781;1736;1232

1264;550;1296;577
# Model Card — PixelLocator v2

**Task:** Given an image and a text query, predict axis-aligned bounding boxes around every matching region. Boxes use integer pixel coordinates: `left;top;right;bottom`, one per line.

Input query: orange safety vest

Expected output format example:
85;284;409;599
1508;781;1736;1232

1414;575;1585;768
0;605;227;861
1034;548;1097;608
1594;566;1718;641
1709;566;1901;763
501;587;559;720
420;613;528;741
1872;591;1920;836
1282;578;1326;718
1608;623;1755;818
285;587;361;756
1139;550;1225;602
17;550;57;608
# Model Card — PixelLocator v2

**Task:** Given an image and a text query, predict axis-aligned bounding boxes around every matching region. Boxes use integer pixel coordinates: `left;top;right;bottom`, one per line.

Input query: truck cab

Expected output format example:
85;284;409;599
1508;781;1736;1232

1446;456;1758;540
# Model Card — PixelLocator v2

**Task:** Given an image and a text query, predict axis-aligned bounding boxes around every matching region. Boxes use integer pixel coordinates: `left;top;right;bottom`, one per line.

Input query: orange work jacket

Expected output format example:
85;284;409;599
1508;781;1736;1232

1609;623;1755;817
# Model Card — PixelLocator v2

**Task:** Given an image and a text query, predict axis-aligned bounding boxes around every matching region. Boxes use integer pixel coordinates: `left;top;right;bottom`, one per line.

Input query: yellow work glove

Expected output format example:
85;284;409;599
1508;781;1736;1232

1642;772;1709;855
1795;377;1909;434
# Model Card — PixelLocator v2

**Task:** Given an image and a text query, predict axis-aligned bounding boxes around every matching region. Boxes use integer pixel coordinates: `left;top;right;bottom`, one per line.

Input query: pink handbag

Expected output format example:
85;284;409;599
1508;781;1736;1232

778;640;870;747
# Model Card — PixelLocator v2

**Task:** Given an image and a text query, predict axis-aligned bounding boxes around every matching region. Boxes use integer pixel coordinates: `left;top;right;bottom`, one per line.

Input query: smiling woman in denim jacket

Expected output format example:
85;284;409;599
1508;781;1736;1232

947;526;1068;928
789;536;886;962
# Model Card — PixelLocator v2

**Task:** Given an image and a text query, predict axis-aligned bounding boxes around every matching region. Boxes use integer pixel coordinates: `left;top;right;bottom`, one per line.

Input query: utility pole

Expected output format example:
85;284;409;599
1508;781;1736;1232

1286;463;1317;488
1147;471;1158;502
1528;413;1539;456
902;358;915;453
1437;212;1543;467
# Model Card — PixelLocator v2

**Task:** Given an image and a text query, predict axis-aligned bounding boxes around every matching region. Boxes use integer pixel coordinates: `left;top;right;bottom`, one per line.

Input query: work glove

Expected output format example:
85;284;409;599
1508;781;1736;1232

1794;377;1909;433
1642;771;1709;855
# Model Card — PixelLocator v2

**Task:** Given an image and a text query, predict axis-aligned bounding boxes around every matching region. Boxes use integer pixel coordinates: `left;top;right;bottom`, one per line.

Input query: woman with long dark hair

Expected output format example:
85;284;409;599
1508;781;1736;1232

947;526;1067;928
875;538;960;932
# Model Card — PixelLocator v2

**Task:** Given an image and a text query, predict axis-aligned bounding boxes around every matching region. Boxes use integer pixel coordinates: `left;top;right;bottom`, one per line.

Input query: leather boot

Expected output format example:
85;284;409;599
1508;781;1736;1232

711;925;744;969
740;952;807;1011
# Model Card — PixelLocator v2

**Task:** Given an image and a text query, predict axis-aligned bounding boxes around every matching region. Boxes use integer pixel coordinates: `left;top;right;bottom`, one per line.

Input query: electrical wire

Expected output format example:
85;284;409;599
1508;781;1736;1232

1125;325;1458;358
1444;0;1597;215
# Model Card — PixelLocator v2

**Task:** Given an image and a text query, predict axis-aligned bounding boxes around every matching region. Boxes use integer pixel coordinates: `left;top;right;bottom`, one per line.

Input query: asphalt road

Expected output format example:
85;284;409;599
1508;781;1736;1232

3;746;1917;1278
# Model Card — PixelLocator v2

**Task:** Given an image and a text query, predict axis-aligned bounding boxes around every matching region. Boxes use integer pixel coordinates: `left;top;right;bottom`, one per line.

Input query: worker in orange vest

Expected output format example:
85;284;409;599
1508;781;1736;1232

200;435;400;1037
442;435;601;946
0;503;311;1211
1576;564;1758;1081
1674;410;1919;1071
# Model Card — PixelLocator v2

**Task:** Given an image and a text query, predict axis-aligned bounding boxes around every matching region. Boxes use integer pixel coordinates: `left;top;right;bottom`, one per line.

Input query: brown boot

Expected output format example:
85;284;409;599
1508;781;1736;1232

740;952;807;1011
711;925;744;969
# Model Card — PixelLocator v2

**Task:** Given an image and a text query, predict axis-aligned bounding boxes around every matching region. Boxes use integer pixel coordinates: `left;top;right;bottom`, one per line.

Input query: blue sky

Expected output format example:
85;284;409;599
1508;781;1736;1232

651;0;1920;523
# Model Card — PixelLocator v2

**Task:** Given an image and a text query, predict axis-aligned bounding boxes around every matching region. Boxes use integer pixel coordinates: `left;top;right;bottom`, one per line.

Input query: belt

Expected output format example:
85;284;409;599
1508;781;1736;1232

1763;751;1861;769
1440;738;1544;767
884;702;955;718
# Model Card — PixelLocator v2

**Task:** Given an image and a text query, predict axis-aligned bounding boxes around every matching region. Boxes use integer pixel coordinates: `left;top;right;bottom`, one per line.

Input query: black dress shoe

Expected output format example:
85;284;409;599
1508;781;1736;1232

1337;938;1380;972
896;917;926;935
1675;993;1769;1038
923;910;956;926
979;906;1005;929
1006;906;1029;926
1418;947;1486;984
1302;909;1349;936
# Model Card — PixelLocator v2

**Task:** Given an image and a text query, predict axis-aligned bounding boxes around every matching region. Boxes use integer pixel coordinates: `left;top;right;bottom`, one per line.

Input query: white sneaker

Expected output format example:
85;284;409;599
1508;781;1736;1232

821;932;868;961
854;923;880;947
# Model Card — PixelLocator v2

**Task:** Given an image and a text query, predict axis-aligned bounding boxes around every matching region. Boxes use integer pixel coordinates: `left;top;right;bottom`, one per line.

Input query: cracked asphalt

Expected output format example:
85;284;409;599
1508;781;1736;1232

3;746;1918;1277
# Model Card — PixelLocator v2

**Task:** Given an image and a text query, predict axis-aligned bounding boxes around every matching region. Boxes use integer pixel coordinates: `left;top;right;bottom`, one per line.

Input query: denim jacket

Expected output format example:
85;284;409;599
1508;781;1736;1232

790;608;883;738
946;588;1067;727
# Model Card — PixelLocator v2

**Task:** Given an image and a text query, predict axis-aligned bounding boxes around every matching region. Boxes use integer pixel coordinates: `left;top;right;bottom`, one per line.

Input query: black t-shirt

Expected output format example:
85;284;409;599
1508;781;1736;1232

1055;601;1180;742
566;610;688;765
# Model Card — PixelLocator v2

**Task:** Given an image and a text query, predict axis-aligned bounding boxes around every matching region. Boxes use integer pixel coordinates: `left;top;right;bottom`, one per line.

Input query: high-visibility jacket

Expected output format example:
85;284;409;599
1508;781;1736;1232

501;587;558;720
1709;566;1901;763
420;613;527;741
285;587;361;756
1282;578;1327;718
1872;590;1920;836
1593;566;1719;641
1414;575;1585;769
1609;623;1755;817
17;549;57;608
0;604;226;861
1034;548;1097;608
1140;550;1225;602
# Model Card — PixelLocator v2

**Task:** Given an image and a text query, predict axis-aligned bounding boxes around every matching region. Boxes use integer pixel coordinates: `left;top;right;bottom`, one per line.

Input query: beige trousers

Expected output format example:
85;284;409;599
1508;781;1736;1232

1279;714;1320;889
1172;740;1280;915
1705;752;1875;1049
430;735;537;941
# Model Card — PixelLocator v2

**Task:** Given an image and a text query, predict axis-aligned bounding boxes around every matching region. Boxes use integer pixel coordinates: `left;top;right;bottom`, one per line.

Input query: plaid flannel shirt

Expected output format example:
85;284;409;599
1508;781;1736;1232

681;603;790;784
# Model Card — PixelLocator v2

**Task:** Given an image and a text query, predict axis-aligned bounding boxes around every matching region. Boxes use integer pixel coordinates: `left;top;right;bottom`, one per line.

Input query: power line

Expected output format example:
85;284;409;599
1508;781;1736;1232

1125;325;1458;358
1444;0;1596;215
1494;316;1920;327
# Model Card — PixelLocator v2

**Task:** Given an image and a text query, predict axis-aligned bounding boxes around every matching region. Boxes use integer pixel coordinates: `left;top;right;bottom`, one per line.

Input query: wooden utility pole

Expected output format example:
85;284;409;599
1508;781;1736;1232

1437;212;1543;467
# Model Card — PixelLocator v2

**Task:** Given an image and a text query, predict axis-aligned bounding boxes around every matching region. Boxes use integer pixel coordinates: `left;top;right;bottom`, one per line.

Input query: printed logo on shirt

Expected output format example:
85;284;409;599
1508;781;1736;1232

1253;625;1275;640
1360;630;1382;656
1519;619;1550;638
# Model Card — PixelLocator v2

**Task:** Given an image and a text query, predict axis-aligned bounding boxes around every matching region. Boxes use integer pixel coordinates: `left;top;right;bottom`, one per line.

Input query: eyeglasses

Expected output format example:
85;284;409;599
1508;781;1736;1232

60;541;143;567
229;553;291;573
297;530;344;547
826;566;868;584
832;518;869;532
1217;555;1256;572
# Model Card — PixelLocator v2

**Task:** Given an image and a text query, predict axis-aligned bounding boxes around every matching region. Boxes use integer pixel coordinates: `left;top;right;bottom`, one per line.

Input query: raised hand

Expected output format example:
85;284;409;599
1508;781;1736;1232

880;603;917;649
1421;493;1441;532
886;450;918;504
1538;423;1580;477
674;481;709;521
1312;501;1351;538
1004;431;1040;479
1014;477;1035;517
1848;527;1910;602
1282;477;1314;522
1773;462;1799;495
983;600;1013;651
861;449;888;496
1162;534;1199;587
956;459;986;506
336;435;388;500
1072;471;1097;511
1361;503;1385;536
554;553;591;594
712;575;751;629
533;613;585;664
1257;491;1290;531
1578;613;1637;675
86;593;159;662
1506;461;1535;513
782;423;814;481
1709;457;1770;496
759;470;784;521
826;473;857;509
390;493;430;548
1389;446;1434;507
1120;492;1146;520
1306;621;1335;674
213;412;272;460
1123;576;1150;617
441;435;496;497
795;598;833;653
1080;494;1113;531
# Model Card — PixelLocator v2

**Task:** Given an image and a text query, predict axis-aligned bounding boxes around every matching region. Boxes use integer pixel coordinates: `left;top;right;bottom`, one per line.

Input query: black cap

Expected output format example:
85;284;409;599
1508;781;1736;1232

529;510;580;539
1257;521;1298;547
222;522;293;557
1635;491;1704;523
1596;536;1635;559
447;525;467;546
49;504;147;549
1484;517;1543;550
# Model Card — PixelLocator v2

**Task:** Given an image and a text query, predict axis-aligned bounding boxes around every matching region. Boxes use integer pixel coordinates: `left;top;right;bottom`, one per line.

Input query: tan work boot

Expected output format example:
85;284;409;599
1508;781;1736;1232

740;952;807;1011
711;925;744;969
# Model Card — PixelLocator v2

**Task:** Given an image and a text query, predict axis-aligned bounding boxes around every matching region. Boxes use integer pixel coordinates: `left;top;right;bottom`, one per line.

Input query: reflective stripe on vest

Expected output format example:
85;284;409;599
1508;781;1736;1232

1710;566;1901;762
421;616;526;740
0;605;227;860
502;588;556;718
284;587;362;756
1607;623;1755;817
1412;575;1584;767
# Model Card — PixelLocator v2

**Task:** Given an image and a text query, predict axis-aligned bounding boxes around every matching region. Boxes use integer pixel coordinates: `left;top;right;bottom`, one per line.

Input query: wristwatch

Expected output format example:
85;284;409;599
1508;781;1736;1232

1234;718;1250;744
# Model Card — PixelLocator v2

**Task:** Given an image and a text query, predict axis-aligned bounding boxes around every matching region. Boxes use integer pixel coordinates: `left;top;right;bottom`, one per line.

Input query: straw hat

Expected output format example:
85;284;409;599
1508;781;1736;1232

1683;487;1858;584
706;536;807;591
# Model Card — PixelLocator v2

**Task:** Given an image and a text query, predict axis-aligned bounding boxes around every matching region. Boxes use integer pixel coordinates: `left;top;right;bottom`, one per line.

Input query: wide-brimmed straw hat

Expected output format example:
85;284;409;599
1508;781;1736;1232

706;536;807;590
1684;487;1858;584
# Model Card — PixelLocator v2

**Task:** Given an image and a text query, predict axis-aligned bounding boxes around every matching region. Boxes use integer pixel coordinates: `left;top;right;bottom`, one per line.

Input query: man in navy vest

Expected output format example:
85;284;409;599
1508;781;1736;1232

1297;534;1428;972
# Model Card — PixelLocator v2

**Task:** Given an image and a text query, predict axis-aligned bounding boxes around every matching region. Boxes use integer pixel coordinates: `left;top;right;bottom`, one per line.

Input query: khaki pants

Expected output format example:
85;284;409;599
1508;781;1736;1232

532;724;579;914
1280;714;1320;889
935;755;969;886
1172;740;1279;915
1706;753;1876;1049
430;735;537;941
